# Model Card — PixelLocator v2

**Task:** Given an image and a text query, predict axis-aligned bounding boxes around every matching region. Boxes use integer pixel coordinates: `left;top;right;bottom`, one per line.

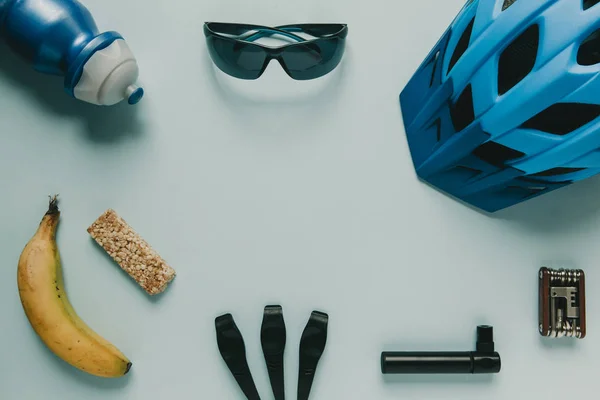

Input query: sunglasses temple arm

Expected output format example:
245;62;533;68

243;27;306;43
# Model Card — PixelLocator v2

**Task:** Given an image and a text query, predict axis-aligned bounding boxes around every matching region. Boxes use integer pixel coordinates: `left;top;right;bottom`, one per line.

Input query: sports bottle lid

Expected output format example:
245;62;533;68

73;39;143;106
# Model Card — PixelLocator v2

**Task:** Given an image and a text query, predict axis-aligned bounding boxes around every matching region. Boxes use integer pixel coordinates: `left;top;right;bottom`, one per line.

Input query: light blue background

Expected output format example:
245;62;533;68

1;0;598;399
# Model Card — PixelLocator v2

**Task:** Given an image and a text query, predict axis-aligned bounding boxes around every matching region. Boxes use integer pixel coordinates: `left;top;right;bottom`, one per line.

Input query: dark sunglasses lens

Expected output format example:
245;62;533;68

281;38;345;80
206;36;267;79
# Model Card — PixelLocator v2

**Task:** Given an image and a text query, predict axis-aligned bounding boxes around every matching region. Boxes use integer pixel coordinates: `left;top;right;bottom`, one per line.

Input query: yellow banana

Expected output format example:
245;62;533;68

17;196;132;378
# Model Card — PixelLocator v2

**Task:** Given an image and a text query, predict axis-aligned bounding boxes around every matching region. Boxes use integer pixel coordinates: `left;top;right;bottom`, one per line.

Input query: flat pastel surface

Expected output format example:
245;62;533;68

1;0;597;399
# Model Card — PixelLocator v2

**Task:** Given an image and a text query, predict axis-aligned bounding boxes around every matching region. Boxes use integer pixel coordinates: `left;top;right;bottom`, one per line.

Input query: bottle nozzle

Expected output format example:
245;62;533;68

126;84;144;105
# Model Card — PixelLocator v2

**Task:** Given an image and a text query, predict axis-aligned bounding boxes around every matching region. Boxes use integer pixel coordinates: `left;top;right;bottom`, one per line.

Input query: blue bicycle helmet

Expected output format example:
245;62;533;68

401;0;600;212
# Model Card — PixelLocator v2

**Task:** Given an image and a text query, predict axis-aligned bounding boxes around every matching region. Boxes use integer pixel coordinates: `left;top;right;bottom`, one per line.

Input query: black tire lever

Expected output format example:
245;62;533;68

261;305;286;400
215;313;262;400
297;310;329;400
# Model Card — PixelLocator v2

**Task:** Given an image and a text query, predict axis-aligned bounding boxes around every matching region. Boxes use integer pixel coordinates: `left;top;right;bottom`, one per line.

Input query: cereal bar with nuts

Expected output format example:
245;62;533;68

87;209;176;295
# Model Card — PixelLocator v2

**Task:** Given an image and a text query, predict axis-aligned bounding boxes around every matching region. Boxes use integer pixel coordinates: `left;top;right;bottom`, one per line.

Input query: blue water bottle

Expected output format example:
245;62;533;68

0;0;143;106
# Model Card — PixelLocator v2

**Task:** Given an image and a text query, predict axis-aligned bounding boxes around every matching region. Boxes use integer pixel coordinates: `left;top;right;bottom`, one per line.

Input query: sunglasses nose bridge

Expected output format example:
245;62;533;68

266;47;284;58
262;48;285;71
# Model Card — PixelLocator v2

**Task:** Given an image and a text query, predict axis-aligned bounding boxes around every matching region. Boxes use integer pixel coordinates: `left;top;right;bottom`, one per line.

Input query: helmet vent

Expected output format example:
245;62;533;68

530;167;585;177
432;118;442;141
502;0;518;11
448;17;475;74
583;0;600;10
450;84;475;132
505;186;546;198
429;50;440;87
472;141;524;167
448;166;482;180
522;103;600;135
498;24;539;95
577;29;600;65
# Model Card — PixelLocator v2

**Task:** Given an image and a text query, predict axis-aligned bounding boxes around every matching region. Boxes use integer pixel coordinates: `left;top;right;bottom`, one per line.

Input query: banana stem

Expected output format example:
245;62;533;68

36;195;60;240
46;195;59;215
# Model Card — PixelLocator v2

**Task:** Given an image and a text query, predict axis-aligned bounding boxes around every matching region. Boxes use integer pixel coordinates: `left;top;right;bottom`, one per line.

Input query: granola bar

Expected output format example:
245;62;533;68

87;209;176;295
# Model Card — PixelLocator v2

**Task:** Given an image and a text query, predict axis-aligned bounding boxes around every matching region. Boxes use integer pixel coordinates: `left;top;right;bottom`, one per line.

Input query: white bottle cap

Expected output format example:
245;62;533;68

74;39;144;106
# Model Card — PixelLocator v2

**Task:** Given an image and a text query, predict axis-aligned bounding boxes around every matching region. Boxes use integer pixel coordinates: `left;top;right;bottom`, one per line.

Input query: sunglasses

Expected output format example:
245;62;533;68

204;22;348;80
